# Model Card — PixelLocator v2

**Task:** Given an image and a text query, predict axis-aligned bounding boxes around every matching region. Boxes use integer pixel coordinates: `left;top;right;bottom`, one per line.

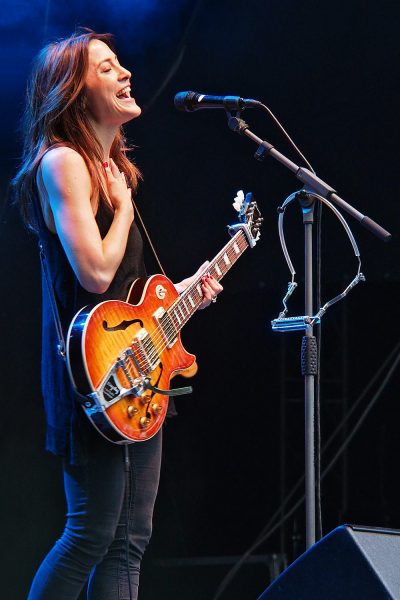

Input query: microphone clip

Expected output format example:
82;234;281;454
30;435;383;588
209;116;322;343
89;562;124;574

227;114;249;135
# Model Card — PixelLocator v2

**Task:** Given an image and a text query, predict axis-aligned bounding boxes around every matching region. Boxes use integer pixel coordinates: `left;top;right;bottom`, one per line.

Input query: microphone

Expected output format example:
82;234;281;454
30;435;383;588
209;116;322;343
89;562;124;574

174;91;259;112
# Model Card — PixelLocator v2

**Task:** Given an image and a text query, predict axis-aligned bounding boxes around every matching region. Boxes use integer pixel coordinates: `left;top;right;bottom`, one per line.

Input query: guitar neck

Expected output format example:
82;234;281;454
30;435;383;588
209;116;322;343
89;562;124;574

168;229;249;332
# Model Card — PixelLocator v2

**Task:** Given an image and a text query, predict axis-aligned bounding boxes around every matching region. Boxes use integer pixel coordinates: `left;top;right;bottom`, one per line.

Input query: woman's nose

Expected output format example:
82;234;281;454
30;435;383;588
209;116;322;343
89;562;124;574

119;65;131;80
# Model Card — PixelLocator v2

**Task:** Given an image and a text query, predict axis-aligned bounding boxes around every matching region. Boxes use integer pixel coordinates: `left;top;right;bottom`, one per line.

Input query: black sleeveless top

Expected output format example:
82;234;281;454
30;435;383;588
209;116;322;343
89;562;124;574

37;198;146;464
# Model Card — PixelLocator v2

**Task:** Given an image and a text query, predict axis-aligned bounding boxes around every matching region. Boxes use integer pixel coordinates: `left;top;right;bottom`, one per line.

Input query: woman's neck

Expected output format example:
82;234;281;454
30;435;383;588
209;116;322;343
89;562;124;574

89;118;118;162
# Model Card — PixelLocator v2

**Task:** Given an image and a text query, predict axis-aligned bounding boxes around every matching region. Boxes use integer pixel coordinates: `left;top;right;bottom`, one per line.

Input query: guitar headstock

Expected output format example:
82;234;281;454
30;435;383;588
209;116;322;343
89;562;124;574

230;190;263;247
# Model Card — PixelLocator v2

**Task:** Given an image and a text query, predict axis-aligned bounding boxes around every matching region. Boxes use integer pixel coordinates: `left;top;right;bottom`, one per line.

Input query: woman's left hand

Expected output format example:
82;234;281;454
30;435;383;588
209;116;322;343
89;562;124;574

175;261;223;309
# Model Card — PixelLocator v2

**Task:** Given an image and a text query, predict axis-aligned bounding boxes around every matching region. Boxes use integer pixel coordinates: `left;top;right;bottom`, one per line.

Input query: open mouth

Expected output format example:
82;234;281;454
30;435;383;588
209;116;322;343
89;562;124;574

116;86;132;100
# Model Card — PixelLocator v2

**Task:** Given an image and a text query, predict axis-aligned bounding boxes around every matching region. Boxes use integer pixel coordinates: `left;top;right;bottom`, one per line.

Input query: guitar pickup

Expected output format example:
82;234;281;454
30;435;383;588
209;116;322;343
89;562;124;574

153;307;178;349
131;328;160;373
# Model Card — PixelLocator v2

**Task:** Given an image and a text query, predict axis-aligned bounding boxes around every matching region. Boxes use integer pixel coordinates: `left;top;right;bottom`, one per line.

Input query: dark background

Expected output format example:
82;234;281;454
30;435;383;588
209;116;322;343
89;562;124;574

1;1;399;598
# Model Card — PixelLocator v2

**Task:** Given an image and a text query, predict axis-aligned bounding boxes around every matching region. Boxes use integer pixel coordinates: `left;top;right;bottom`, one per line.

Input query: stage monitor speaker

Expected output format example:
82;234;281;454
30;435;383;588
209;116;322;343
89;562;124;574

257;525;400;599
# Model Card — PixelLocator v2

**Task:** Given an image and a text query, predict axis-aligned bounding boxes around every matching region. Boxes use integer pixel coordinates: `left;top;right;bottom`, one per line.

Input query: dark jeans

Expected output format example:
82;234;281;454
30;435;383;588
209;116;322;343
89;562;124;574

27;430;162;600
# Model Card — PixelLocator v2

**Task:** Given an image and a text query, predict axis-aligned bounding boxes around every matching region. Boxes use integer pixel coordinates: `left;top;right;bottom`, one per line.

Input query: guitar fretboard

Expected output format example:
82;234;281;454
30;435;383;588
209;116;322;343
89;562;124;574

162;230;249;340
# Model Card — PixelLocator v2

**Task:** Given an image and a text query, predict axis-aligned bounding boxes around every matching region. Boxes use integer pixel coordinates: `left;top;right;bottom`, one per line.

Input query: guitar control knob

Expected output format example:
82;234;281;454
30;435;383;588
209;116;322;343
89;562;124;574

127;406;138;418
152;403;163;415
140;394;152;404
140;416;151;428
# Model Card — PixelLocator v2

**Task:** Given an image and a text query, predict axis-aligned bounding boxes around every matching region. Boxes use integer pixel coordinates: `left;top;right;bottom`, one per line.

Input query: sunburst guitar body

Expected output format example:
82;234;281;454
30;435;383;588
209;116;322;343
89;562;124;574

67;191;262;443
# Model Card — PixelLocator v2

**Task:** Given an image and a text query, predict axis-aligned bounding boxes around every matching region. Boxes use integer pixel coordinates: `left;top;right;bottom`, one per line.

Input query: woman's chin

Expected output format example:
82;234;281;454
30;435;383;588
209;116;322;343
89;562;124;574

119;100;142;123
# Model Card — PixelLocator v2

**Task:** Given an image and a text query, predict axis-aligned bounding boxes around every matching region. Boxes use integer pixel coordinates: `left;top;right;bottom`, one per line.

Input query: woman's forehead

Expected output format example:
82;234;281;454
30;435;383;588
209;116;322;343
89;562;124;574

88;39;115;66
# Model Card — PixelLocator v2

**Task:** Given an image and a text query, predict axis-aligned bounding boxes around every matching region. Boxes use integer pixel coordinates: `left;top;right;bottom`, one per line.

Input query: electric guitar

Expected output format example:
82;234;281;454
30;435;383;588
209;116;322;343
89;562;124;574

66;191;262;443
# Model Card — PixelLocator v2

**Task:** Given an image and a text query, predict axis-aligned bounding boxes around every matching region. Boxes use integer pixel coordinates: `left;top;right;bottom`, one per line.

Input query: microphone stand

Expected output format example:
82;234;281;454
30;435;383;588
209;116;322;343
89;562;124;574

227;114;391;550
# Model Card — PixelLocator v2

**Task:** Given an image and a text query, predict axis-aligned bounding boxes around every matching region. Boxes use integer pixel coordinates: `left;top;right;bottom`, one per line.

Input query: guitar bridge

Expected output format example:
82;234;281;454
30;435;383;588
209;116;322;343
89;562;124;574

92;328;161;408
131;328;160;373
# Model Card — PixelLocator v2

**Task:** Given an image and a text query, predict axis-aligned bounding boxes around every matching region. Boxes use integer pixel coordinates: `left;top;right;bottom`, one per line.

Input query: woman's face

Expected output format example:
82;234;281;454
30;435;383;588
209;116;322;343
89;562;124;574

84;39;141;127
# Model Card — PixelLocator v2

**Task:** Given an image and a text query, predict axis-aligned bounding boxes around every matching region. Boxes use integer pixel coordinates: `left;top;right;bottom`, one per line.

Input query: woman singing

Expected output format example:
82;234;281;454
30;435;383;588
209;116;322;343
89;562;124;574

13;29;222;600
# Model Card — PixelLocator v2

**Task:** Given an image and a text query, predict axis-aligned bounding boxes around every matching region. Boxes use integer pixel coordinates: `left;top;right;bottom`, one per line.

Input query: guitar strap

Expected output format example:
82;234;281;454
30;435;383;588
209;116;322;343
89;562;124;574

38;239;67;360
31;188;67;360
132;198;167;277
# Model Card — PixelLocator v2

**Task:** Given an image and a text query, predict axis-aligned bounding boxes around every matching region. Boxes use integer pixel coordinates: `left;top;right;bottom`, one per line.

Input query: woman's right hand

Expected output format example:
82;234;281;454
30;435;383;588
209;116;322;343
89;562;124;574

104;158;134;218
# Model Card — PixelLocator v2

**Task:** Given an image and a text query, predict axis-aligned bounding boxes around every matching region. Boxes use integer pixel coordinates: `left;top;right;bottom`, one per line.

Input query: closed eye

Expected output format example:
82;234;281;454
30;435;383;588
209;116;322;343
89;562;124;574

99;55;120;73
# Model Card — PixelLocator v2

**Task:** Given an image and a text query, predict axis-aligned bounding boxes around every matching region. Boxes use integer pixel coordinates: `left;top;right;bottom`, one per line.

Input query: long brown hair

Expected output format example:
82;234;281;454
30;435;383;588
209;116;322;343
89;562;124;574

13;29;141;231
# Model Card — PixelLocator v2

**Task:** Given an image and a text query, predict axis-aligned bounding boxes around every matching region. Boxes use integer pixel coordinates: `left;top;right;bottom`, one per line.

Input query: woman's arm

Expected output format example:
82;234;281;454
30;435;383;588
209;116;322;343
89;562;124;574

39;147;133;294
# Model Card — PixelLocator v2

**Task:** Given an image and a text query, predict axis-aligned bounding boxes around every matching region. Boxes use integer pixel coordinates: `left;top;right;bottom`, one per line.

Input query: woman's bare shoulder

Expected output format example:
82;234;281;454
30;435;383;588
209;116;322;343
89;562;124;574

40;146;92;202
41;146;88;175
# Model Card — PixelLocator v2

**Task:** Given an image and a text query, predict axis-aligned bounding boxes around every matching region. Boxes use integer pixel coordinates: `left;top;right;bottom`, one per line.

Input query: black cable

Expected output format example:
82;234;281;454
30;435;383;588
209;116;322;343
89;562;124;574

321;347;400;483
257;102;316;175
124;444;133;600
212;494;305;600
321;339;400;462
42;0;51;43
142;0;204;113
211;340;400;600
